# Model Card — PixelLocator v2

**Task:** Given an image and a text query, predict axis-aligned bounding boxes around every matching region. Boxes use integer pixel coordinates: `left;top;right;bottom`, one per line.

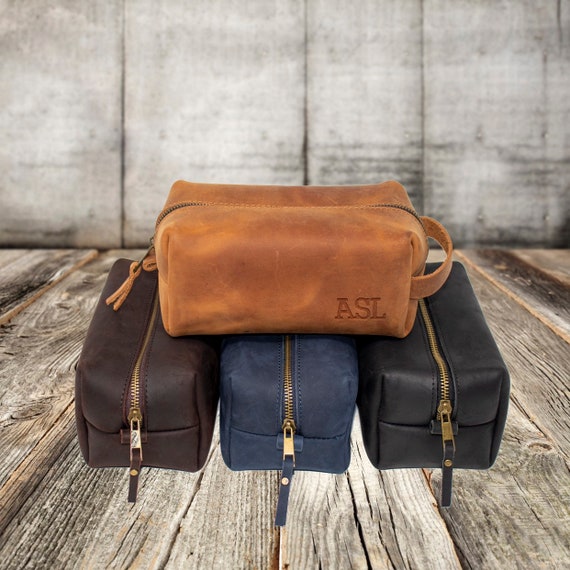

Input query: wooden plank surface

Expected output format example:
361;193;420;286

436;403;570;569
0;1;123;248
423;0;570;247
457;249;570;341
458;254;570;461
0;249;568;569
0;252;119;508
307;0;423;206
427;260;570;569
123;0;306;246
0;249;98;325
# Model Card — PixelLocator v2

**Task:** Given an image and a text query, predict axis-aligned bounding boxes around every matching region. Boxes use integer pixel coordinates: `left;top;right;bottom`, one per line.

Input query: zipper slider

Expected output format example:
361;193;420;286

281;419;296;463
106;237;156;311
128;407;143;503
438;400;455;447
438;399;455;508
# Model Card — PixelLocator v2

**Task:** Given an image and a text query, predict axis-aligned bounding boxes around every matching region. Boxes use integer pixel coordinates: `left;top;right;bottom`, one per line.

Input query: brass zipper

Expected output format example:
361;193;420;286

371;203;425;232
126;291;159;502
418;298;455;507
282;335;296;461
276;335;296;527
155;201;207;228
153;201;423;233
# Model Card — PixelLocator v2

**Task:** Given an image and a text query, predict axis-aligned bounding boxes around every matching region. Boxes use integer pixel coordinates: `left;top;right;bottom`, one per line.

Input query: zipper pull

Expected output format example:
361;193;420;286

275;419;296;527
106;237;156;311
128;407;143;503
438;399;455;508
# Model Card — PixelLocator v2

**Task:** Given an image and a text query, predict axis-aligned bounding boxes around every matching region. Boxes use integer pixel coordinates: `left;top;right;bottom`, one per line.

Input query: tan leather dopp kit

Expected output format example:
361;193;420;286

108;180;453;338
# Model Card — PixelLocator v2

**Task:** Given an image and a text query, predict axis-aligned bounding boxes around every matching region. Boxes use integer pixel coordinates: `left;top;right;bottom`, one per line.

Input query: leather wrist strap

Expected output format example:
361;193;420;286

410;217;454;299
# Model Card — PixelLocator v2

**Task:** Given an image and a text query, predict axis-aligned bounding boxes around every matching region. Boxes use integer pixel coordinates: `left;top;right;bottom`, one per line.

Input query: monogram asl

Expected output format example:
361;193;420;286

335;297;387;320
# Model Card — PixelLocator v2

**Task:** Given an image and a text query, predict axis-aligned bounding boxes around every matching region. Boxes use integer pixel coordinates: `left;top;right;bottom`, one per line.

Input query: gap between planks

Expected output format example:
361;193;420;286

455;250;570;344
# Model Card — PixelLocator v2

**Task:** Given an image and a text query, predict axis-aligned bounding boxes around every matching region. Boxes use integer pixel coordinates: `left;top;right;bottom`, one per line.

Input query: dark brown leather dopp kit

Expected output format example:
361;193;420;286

75;259;219;501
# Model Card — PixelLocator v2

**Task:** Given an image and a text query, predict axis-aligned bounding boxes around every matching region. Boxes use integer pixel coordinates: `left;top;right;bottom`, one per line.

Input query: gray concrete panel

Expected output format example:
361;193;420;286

123;0;306;245
424;0;570;246
307;0;423;208
0;1;122;247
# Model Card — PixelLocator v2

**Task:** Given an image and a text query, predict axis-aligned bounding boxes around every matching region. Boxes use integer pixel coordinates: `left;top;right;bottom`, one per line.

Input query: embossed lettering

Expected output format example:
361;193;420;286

335;297;387;319
335;298;354;319
354;297;371;318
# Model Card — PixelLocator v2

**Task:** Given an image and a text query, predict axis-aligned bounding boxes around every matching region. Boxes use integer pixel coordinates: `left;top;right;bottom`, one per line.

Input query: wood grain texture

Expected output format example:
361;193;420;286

0;249;98;325
280;421;461;570
423;0;570;247
0;248;569;569
123;0;306;246
0;429;209;570
460;258;570;461
512;249;570;287
433;403;570;570
307;0;423;206
458;249;570;341
0;252;121;492
165;442;279;569
0;1;123;247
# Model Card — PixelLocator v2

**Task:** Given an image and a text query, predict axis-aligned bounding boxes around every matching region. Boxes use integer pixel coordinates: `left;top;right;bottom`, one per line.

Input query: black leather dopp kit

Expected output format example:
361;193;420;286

357;262;510;506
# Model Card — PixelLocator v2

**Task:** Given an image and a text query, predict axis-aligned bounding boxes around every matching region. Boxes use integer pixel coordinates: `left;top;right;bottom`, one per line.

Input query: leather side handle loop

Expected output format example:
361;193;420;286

410;217;453;299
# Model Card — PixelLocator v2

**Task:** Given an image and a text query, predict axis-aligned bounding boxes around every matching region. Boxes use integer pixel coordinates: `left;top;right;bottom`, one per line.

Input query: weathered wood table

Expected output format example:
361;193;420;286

0;249;568;569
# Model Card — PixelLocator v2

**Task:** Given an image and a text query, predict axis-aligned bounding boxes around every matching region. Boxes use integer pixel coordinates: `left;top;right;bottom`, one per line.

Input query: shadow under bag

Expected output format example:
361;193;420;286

357;262;510;507
75;259;219;502
220;335;359;526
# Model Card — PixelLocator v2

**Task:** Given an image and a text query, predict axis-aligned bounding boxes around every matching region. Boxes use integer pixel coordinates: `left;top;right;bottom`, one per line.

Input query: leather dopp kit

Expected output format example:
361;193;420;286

145;180;453;337
76;179;509;522
219;335;358;526
357;262;510;506
75;259;219;501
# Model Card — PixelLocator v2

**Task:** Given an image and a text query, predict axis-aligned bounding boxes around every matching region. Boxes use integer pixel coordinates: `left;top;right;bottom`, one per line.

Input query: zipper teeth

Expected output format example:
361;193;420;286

418;299;450;411
155;202;206;228
129;292;159;418
283;335;294;422
154;201;423;231
376;203;425;231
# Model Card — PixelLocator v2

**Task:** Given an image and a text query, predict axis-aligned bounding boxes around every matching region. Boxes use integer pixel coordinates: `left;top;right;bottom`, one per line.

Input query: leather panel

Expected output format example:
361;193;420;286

376;420;497;469
85;421;203;471
222;427;352;474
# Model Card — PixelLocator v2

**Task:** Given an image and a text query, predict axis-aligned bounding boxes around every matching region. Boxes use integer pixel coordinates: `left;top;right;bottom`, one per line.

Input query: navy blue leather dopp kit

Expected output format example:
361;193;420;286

76;180;510;529
220;334;359;525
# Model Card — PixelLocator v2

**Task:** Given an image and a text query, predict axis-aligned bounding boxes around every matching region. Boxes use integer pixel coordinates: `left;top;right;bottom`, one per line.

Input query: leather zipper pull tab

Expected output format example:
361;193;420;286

128;411;143;503
275;454;294;527
441;441;454;508
106;238;155;311
275;420;296;527
438;400;455;508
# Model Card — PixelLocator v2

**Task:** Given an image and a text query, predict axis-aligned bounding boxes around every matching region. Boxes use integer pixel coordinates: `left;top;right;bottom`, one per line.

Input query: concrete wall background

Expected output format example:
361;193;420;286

1;0;568;248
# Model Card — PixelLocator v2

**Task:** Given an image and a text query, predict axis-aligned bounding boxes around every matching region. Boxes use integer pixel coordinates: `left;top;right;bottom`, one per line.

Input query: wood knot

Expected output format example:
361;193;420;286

11;401;52;420
527;441;553;453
